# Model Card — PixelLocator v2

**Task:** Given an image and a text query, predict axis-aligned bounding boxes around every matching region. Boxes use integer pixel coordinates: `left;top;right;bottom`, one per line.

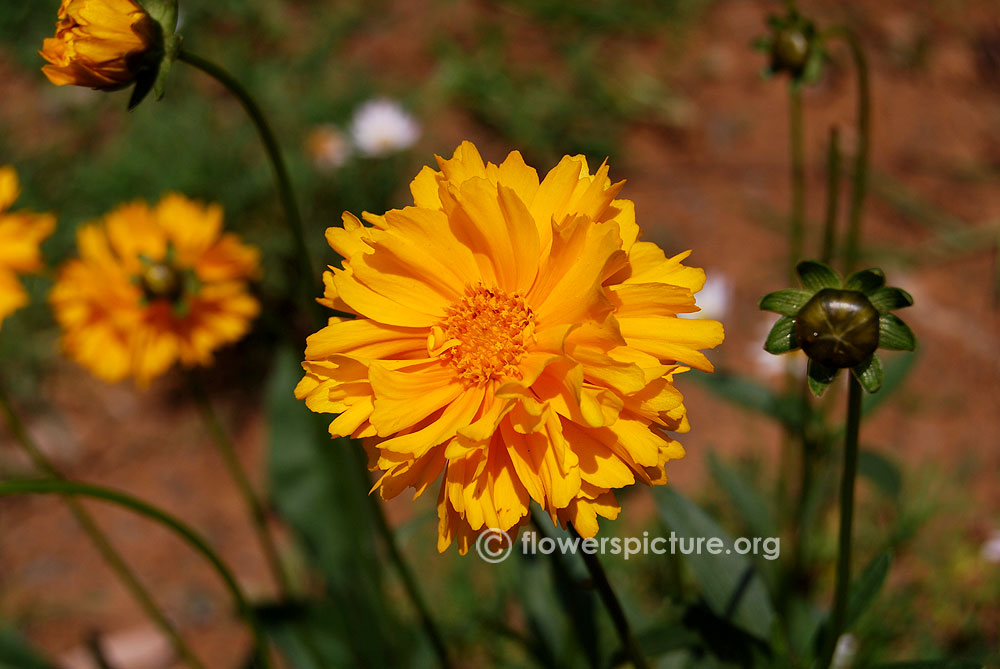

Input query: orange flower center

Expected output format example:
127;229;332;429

437;284;535;385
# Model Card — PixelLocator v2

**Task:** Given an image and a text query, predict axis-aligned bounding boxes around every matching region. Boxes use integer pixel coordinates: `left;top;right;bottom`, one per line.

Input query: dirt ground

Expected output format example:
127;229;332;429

1;0;998;666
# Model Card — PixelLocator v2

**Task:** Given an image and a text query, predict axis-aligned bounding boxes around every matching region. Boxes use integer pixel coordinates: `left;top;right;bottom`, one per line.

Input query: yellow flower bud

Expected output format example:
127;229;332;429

39;0;162;91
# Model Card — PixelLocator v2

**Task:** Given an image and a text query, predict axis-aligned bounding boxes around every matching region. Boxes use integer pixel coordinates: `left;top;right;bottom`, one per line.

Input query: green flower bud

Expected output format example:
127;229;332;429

795;288;879;369
140;260;183;304
771;26;811;75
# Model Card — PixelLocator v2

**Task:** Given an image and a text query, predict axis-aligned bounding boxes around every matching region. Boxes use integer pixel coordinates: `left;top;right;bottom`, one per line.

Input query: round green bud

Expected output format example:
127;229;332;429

140;260;183;304
795;288;879;368
771;27;811;75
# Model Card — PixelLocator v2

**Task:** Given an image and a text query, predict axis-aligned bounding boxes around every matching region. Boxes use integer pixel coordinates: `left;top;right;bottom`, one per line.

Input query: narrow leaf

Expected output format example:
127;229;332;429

878;314;916;351
796;260;841;292
692;370;805;429
759;289;812;316
764;316;798;354
858;449;902;499
846;552;891;628
707;452;778;538
845;268;886;295
868;286;913;314
0;628;53;669
853;354;884;393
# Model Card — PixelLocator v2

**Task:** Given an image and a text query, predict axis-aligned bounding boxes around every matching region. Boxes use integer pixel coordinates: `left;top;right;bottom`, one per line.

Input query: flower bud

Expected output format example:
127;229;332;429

771;26;811;75
39;0;163;91
795;288;879;369
139;260;183;304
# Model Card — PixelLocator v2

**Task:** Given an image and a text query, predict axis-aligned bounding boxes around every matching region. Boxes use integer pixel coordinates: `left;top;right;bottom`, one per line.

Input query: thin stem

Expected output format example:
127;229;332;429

788;83;806;280
569;525;649;669
177;49;318;321
186;371;292;599
821;126;842;266
0;384;206;669
819;374;863;669
353;449;454;669
825;27;871;272
0;479;274;669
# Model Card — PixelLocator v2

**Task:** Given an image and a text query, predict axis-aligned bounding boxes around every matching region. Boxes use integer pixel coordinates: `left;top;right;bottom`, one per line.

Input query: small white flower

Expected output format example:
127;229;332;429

981;530;1000;563
832;634;858;669
349;98;421;157
683;272;731;321
305;124;351;171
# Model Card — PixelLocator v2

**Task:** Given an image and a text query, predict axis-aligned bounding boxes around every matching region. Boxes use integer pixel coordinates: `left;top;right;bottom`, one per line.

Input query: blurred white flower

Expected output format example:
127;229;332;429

60;624;173;669
305;124;351;171
349;98;420;157
682;272;731;321
981;530;1000;563
832;633;858;669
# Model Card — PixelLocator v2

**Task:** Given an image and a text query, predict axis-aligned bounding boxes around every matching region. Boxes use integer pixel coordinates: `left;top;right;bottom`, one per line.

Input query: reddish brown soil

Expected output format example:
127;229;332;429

1;0;998;665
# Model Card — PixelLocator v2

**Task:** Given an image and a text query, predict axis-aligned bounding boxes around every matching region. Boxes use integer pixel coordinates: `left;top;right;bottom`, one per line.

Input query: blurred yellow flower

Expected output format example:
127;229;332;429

297;141;724;553
39;0;160;90
50;194;261;386
0;167;55;330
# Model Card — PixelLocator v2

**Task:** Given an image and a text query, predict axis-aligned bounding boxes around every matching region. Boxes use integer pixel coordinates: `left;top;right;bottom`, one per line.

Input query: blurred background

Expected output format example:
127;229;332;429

1;0;998;666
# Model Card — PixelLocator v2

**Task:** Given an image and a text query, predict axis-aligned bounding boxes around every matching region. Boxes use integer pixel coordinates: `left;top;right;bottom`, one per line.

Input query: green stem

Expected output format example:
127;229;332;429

0;384;206;669
569;525;649;669
0;479;274;669
177;49;317;320
820;374;863;669
186;371;292;599
788;83;806;280
825;27;871;272
353;449;454;669
821;126;842;266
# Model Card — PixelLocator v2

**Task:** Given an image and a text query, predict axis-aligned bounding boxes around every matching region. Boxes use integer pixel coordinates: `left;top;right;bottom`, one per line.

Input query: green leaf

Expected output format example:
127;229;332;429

654;488;776;641
845;268;886;295
847;552;891;628
692;371;805;429
858;450;902;499
796;260;841;292
878;314;916;351
807;359;837;397
871;661;989;669
852;354;884;393
868;286;913;314
0;628;53;669
764;316;798;354
707;452;778;538
759;289;811;316
255;602;354;668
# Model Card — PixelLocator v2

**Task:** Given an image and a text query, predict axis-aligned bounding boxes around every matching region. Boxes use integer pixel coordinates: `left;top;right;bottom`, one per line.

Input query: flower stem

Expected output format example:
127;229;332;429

825;27;871;273
569;525;649;669
353;449;454;669
788;82;806;280
177;49;317;318
0;383;206;669
820;373;863;669
821;126;842;266
0;478;273;668
185;371;292;599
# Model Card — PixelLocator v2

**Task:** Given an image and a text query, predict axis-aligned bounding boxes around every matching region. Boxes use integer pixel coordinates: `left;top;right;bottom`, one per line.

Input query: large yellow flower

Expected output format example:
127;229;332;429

40;0;160;90
50;194;261;386
0;167;55;330
297;142;724;553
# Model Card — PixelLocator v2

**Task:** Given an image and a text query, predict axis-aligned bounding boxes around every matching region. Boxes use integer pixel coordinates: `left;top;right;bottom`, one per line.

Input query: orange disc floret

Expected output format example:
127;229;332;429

296;141;725;553
50;194;261;386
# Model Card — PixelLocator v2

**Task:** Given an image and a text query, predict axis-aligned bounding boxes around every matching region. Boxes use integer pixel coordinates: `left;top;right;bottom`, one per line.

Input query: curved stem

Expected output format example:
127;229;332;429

0;478;274;669
825;26;871;273
353;449;454;669
569;525;649;669
0;385;206;669
821;126;842;266
177;48;318;321
788;83;806;280
819;374;862;669
186;371;292;599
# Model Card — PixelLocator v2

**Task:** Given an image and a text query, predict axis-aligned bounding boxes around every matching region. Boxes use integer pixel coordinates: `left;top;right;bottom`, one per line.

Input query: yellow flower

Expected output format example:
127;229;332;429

296;142;725;553
0;167;56;330
50;194;261;386
39;0;161;90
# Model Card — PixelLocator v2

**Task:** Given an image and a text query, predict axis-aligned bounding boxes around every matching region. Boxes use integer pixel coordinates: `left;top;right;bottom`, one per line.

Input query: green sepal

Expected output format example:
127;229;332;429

764;316;798;354
759;289;812;316
868;286;913;314
807;359;837;397
796;260;841;292
134;0;180;104
845;268;886;295
878;314;916;351
799;44;826;85
752;36;771;52
852;354;884;393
